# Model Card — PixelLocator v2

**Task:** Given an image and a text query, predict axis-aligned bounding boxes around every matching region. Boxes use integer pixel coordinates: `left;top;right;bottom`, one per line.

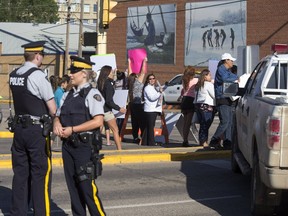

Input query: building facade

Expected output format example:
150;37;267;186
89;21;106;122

56;0;98;25
106;0;288;83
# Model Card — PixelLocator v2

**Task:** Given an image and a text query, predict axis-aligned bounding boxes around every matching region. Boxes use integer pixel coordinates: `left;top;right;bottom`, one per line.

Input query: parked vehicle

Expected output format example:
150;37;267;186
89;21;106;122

162;74;183;104
231;44;288;215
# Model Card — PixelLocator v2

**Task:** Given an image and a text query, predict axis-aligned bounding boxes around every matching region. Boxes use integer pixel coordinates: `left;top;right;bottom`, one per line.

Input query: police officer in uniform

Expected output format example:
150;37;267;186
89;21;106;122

53;56;106;216
9;41;57;216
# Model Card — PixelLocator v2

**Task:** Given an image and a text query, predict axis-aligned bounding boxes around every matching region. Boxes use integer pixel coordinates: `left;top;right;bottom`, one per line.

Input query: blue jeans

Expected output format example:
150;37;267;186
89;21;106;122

212;104;233;142
196;109;215;143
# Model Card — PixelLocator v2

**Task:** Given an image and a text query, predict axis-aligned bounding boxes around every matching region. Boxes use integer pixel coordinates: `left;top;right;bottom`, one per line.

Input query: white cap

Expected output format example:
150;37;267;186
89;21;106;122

221;53;236;61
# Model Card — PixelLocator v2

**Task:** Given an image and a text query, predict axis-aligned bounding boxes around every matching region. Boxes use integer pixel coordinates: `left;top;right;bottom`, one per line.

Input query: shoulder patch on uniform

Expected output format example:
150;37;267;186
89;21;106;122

93;94;102;102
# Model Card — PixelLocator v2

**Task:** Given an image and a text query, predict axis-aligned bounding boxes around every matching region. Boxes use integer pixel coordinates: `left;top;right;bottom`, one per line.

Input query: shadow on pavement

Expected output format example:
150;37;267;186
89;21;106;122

0;186;67;216
180;159;251;216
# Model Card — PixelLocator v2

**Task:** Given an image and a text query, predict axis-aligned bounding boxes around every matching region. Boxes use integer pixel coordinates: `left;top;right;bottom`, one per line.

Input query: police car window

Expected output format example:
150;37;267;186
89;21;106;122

267;63;288;89
169;76;182;85
248;61;267;95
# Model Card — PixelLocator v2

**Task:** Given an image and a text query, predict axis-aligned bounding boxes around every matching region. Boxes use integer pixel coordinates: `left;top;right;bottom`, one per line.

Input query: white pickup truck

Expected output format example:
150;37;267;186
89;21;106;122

231;45;288;215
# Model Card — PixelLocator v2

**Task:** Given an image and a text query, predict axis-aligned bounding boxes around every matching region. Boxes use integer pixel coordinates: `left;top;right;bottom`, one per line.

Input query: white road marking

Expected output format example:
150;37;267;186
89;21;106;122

104;195;241;209
0;195;242;215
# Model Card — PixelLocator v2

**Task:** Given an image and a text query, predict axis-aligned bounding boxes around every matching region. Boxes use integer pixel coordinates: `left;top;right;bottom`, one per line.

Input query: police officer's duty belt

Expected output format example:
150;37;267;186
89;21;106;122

17;115;41;125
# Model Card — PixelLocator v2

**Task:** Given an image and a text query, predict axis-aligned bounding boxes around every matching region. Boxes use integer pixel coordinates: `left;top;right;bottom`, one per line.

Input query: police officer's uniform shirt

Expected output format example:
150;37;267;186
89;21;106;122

16;62;54;101
56;83;105;117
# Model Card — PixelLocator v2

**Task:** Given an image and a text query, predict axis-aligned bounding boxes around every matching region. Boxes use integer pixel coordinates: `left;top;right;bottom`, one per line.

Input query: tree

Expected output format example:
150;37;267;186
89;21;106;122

0;0;59;23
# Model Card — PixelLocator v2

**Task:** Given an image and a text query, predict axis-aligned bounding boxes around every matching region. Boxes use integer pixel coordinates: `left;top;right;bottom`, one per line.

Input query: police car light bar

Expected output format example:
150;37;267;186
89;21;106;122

271;44;288;53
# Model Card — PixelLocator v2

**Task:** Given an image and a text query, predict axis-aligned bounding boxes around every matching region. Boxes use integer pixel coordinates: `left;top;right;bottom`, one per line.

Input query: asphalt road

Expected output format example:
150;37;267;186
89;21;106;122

0;159;251;216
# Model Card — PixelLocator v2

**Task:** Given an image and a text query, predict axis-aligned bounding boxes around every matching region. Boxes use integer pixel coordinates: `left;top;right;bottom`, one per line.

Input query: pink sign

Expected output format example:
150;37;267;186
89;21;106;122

128;48;147;74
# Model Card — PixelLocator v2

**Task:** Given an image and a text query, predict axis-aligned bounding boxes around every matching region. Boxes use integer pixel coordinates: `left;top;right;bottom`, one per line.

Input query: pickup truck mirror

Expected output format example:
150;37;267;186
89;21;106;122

223;82;239;97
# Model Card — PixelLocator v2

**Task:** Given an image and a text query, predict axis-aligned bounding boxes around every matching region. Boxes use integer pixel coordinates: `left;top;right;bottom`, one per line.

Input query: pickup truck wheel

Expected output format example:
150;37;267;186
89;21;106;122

231;124;240;173
251;154;275;215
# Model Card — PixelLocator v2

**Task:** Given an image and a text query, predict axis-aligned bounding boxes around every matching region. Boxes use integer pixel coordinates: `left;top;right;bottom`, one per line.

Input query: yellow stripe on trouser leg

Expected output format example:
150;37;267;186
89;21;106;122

92;181;105;216
44;136;51;216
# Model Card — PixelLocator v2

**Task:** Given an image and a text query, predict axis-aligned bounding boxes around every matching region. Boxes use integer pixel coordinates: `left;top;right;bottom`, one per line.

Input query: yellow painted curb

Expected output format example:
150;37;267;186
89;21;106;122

0;151;230;169
0;160;12;169
0;131;14;138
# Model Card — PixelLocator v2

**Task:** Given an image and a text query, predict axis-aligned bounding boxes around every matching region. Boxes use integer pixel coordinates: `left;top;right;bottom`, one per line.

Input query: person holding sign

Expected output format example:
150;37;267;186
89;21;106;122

97;66;126;150
127;58;147;143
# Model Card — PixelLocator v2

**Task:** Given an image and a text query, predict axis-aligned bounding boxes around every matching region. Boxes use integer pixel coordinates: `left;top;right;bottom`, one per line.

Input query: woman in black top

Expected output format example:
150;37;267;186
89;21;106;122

97;65;126;150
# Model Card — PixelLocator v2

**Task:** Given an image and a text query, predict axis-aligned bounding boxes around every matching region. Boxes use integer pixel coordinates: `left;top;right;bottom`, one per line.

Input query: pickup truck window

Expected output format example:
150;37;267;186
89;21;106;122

247;60;267;95
267;63;288;90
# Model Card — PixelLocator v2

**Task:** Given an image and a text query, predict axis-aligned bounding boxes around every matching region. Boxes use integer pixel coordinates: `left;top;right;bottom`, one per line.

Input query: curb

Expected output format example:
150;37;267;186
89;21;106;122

0;150;231;169
0;131;13;138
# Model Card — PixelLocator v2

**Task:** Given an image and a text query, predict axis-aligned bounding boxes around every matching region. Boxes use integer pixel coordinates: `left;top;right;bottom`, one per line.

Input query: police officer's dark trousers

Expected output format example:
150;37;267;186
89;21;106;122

10;123;51;216
62;140;106;216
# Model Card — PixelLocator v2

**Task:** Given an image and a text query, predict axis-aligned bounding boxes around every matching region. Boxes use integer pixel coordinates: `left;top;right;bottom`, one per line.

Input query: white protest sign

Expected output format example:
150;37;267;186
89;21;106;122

208;59;219;80
112;90;128;119
90;54;117;82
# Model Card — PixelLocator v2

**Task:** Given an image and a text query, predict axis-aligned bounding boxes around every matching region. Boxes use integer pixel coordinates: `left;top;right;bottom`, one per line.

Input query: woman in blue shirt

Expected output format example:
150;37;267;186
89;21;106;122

54;75;70;108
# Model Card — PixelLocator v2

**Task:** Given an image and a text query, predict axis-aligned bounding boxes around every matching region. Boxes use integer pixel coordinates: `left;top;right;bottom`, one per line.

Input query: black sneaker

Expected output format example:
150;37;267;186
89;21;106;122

223;140;232;150
182;141;190;147
209;138;222;150
133;138;140;144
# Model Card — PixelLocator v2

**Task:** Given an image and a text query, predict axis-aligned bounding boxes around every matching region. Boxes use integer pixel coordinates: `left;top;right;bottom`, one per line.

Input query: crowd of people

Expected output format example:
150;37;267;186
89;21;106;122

7;39;239;215
48;52;239;151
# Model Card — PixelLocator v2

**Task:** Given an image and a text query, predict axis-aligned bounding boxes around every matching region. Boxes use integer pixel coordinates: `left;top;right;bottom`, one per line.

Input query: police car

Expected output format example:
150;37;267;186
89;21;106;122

162;74;183;104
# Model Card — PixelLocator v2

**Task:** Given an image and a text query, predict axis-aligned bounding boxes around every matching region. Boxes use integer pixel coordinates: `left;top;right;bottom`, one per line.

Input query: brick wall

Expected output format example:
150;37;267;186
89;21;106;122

247;0;288;57
107;0;288;84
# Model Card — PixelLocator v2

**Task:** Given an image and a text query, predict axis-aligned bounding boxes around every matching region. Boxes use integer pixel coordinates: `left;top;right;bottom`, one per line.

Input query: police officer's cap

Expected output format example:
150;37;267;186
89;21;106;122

21;41;46;54
68;56;95;74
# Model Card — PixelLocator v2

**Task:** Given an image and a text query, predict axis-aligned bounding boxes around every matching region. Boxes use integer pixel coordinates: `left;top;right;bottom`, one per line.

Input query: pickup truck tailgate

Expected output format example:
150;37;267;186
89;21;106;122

280;107;288;167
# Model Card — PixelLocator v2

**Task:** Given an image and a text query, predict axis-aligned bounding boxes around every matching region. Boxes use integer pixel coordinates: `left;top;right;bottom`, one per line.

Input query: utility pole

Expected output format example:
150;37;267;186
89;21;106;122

64;0;71;76
97;0;107;54
78;0;84;57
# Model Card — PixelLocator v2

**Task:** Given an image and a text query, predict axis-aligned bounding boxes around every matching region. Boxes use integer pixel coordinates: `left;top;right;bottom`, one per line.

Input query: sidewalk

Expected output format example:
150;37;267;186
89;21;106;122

0;144;230;169
0;103;229;169
0;132;230;169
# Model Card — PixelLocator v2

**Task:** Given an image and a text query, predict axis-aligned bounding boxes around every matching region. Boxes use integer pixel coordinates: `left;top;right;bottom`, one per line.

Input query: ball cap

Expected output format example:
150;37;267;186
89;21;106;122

68;56;95;74
221;53;236;61
21;41;46;53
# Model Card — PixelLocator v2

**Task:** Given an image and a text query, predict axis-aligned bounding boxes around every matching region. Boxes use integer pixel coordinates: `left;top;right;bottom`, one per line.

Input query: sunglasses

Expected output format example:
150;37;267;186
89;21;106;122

149;77;155;80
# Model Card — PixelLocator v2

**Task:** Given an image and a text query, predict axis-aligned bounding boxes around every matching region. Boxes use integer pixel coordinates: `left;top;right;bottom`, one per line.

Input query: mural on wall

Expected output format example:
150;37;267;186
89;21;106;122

185;0;246;66
126;4;176;65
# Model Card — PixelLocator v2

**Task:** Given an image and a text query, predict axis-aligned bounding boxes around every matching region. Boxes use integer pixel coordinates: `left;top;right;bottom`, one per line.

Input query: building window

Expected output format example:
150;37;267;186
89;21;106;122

84;4;90;13
71;4;77;12
83;19;89;24
93;4;97;13
93;19;97;24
